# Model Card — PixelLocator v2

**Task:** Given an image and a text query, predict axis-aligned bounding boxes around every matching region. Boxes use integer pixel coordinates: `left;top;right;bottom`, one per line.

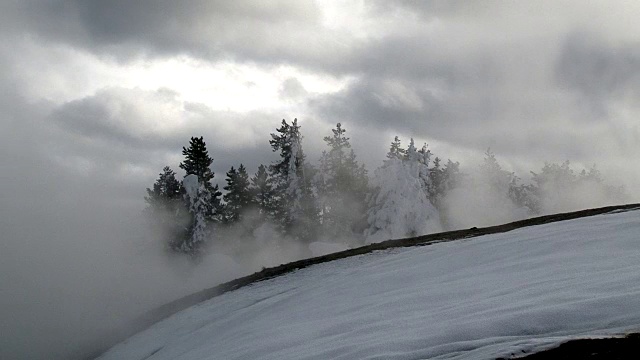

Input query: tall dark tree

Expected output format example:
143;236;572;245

179;136;222;217
250;164;276;220
171;137;222;256
145;166;183;212
180;137;213;182
222;164;252;223
269;118;319;242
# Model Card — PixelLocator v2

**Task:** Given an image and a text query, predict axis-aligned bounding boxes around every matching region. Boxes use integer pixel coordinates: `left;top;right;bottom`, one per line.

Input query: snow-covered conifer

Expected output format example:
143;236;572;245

269;119;319;242
365;137;441;243
179;136;222;218
387;136;405;159
182;174;213;255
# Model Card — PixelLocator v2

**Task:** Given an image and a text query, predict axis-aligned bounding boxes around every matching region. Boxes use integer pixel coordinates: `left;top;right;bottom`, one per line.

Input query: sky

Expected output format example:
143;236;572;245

1;1;639;359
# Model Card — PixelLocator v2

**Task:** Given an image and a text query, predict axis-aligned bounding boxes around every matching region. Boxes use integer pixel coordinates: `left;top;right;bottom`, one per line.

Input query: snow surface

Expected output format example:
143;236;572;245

99;210;640;360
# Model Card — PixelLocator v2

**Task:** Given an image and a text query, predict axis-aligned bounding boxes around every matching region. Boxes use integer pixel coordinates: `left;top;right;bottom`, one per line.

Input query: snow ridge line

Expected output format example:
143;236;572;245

105;203;640;358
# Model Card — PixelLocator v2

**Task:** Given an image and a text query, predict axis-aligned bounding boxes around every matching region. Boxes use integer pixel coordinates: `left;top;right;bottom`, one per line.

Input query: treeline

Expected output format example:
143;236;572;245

145;119;626;257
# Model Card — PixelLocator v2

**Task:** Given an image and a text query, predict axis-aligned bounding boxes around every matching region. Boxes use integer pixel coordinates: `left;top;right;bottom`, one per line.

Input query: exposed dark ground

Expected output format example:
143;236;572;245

92;203;640;359
502;333;640;359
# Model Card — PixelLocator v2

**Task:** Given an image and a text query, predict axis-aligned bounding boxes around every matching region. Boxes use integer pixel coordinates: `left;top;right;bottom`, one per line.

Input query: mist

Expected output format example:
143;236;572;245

0;177;323;360
442;160;631;230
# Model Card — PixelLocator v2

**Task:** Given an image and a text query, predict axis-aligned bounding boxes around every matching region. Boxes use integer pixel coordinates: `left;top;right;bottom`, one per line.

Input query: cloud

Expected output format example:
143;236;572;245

279;77;308;100
555;32;640;115
5;0;359;70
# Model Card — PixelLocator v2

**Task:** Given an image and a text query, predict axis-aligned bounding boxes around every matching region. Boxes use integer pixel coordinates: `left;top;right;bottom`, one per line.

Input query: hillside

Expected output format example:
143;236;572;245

98;205;640;359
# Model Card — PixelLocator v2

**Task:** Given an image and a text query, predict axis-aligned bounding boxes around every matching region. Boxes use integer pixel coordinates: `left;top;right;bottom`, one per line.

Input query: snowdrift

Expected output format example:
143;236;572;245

99;204;640;359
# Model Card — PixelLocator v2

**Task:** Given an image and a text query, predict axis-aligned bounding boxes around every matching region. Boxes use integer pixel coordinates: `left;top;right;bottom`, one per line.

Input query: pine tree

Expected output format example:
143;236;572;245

427;157;462;214
508;177;539;215
531;161;626;214
269;118;319;242
479;148;513;192
179;136;222;218
250;164;276;220
174;137;222;255
444;148;547;230
180;137;213;182
223;164;252;223
386;136;405;159
365;137;441;243
443;160;462;196
145;166;183;213
144;166;189;251
182;174;212;255
427;156;444;205
316;123;369;242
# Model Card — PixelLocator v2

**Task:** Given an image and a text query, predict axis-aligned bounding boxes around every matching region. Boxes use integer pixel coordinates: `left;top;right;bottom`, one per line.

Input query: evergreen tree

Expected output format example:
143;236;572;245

427;157;463;229
181;174;212;256
404;139;431;189
530;161;626;214
365;137;441;243
427;156;445;205
250;164;276;220
145;166;183;212
479;148;513;193
508;178;539;214
269;118;319;242
466;148;535;222
476;151;536;214
316;123;369;241
386;136;405;159
172;137;222;255
443;159;462;193
144;166;189;251
223;164;252;223
179;136;222;218
180;137;213;182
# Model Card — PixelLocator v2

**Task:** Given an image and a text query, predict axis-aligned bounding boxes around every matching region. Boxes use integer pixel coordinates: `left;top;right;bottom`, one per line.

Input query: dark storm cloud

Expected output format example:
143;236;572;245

50;87;185;151
5;0;354;69
347;33;499;82
311;53;532;154
556;32;640;115
309;26;640;166
0;0;514;80
367;0;501;20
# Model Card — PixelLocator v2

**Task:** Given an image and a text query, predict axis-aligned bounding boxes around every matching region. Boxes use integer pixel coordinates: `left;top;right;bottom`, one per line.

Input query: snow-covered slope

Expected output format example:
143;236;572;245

99;210;640;360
